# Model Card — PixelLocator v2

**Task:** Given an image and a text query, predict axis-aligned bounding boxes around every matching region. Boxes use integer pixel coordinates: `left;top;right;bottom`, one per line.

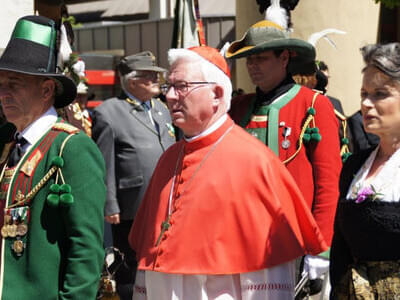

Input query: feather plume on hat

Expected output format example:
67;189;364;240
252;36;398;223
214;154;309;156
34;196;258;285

256;0;299;30
307;29;346;49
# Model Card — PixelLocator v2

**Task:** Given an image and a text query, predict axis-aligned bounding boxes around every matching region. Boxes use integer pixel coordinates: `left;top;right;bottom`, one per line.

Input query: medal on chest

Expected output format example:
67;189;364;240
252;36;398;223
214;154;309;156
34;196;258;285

2;206;29;256
281;126;292;149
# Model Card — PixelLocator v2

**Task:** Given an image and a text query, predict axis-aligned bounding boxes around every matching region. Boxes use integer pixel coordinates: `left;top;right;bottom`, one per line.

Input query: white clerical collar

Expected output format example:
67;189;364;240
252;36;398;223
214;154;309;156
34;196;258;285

184;114;228;142
18;106;58;149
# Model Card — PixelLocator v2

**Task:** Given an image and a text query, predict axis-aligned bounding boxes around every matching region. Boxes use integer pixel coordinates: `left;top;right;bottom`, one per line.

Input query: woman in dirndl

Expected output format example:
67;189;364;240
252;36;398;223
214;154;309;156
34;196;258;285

330;42;400;299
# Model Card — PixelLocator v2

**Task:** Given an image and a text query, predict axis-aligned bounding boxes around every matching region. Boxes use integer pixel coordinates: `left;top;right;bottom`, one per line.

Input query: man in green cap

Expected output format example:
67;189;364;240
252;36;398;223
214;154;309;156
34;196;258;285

227;20;342;287
0;15;105;299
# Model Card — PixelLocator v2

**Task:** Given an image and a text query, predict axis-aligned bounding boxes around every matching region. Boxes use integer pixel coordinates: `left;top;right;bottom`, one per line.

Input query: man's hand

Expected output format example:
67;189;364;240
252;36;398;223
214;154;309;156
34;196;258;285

105;214;120;224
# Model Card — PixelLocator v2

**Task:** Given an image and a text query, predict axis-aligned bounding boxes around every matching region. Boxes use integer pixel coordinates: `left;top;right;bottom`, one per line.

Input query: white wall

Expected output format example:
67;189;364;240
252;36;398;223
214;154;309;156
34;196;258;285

0;0;34;50
235;0;380;115
291;0;380;115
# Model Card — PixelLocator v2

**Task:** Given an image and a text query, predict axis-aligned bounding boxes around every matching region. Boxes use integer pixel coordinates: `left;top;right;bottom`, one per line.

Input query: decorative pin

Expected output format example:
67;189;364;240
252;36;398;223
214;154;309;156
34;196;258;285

282;127;292;149
1;214;11;238
8;224;17;238
1;226;8;238
12;238;25;256
16;224;28;237
165;123;175;137
251;132;258;138
15;190;25;203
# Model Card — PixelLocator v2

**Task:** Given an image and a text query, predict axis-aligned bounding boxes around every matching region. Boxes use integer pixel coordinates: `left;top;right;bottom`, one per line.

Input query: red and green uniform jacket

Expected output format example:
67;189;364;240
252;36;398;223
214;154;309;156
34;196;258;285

229;84;341;245
0;120;106;299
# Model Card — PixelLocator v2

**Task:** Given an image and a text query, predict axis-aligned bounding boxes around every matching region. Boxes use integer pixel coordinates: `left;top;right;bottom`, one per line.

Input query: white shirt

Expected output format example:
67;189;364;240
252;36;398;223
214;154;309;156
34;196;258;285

347;146;400;202
18;107;58;152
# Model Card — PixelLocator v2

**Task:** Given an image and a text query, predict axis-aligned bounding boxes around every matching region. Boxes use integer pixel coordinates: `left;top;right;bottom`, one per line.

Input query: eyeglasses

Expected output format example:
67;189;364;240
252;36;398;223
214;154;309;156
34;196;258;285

132;72;159;81
160;81;216;95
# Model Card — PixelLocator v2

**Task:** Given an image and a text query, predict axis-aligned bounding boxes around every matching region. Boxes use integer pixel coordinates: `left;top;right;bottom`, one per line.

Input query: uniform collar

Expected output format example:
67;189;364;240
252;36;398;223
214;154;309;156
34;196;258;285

18;106;58;150
124;89;152;109
256;74;295;107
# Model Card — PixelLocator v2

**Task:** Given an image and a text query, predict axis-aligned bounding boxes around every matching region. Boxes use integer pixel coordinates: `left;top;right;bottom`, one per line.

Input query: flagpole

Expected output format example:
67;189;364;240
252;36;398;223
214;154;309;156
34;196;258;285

193;0;206;46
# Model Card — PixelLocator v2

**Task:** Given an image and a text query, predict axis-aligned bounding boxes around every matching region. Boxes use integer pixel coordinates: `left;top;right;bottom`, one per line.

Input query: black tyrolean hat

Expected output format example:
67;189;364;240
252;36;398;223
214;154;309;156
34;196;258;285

0;15;77;108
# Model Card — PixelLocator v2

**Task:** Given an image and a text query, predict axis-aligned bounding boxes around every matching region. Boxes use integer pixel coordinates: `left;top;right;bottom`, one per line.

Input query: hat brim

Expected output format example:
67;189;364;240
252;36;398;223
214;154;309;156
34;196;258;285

0;63;77;108
133;66;167;72
226;37;315;61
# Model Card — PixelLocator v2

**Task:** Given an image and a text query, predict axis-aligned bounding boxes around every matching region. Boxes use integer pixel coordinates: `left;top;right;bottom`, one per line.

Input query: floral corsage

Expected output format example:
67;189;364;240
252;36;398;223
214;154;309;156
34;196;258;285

353;185;383;203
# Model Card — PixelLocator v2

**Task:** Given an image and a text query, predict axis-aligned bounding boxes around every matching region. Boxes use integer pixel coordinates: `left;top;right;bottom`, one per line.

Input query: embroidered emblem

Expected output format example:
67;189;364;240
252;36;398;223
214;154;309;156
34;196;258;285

21;149;43;176
251;115;268;122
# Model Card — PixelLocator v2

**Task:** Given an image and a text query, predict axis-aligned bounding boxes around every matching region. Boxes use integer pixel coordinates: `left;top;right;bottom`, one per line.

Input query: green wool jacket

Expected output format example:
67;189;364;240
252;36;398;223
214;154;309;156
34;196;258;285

0;121;106;299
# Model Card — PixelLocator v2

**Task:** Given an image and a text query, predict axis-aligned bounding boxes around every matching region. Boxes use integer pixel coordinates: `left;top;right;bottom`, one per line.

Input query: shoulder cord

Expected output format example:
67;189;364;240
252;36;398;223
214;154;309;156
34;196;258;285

283;92;319;164
7;133;76;208
334;109;351;161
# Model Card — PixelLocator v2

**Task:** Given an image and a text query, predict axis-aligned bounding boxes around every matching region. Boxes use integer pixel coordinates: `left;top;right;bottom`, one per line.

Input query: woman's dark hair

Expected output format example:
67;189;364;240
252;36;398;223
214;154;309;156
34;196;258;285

361;43;400;81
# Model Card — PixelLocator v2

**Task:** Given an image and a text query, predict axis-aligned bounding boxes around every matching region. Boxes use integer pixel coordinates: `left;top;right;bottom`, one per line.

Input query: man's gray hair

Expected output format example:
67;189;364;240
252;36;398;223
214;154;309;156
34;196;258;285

168;48;232;111
120;70;138;92
361;43;400;81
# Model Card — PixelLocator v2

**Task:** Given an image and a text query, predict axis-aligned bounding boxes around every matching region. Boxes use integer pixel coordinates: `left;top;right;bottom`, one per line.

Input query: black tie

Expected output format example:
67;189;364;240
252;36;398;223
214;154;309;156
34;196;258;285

8;135;28;167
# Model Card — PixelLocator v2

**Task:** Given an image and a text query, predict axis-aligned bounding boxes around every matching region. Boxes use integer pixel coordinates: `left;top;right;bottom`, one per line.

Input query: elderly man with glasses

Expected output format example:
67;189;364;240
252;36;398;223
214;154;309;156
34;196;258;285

92;51;176;300
128;46;328;300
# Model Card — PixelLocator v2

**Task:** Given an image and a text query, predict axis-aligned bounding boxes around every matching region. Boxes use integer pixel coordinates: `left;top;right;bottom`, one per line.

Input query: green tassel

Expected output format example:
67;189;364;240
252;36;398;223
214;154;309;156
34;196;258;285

59;184;72;194
47;193;60;207
311;127;319;133
342;152;352;162
303;133;311;143
311;133;322;142
305;127;312;134
307;107;316;116
51;156;64;168
60;193;74;207
49;183;60;193
341;137;349;145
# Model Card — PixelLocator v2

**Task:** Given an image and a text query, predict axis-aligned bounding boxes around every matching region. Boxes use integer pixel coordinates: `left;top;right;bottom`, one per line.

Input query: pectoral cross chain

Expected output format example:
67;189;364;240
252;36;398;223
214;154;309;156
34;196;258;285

156;216;170;246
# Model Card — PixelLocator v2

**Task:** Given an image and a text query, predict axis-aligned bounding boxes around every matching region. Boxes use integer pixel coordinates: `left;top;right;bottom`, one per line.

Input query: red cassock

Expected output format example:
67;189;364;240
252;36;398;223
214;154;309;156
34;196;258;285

129;117;328;275
229;87;342;244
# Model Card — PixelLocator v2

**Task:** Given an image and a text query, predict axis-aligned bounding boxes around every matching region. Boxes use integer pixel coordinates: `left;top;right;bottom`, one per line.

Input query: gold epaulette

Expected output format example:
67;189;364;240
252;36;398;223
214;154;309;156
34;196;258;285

52;123;80;134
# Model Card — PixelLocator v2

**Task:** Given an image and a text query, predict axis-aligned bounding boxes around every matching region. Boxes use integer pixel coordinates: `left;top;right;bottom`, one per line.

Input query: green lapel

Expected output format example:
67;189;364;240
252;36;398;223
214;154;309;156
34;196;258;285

242;85;301;156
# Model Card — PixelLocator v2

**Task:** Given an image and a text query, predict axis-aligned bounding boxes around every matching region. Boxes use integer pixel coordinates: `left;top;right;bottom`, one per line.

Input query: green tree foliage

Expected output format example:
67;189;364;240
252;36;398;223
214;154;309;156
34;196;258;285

375;0;400;8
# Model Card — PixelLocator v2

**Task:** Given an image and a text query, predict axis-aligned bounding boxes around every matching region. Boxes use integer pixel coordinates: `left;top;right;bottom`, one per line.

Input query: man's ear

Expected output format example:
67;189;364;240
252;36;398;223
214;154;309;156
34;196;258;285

41;79;56;102
213;85;224;105
128;78;136;90
280;49;290;69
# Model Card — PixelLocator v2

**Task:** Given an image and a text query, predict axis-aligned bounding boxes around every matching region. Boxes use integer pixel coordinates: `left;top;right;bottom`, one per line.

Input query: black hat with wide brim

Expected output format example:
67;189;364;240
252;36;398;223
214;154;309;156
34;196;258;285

226;20;316;73
0;15;76;108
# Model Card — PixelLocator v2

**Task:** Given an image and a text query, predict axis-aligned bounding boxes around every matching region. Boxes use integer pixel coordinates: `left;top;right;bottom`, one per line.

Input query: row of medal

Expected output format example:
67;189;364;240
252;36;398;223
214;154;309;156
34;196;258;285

1;206;29;256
